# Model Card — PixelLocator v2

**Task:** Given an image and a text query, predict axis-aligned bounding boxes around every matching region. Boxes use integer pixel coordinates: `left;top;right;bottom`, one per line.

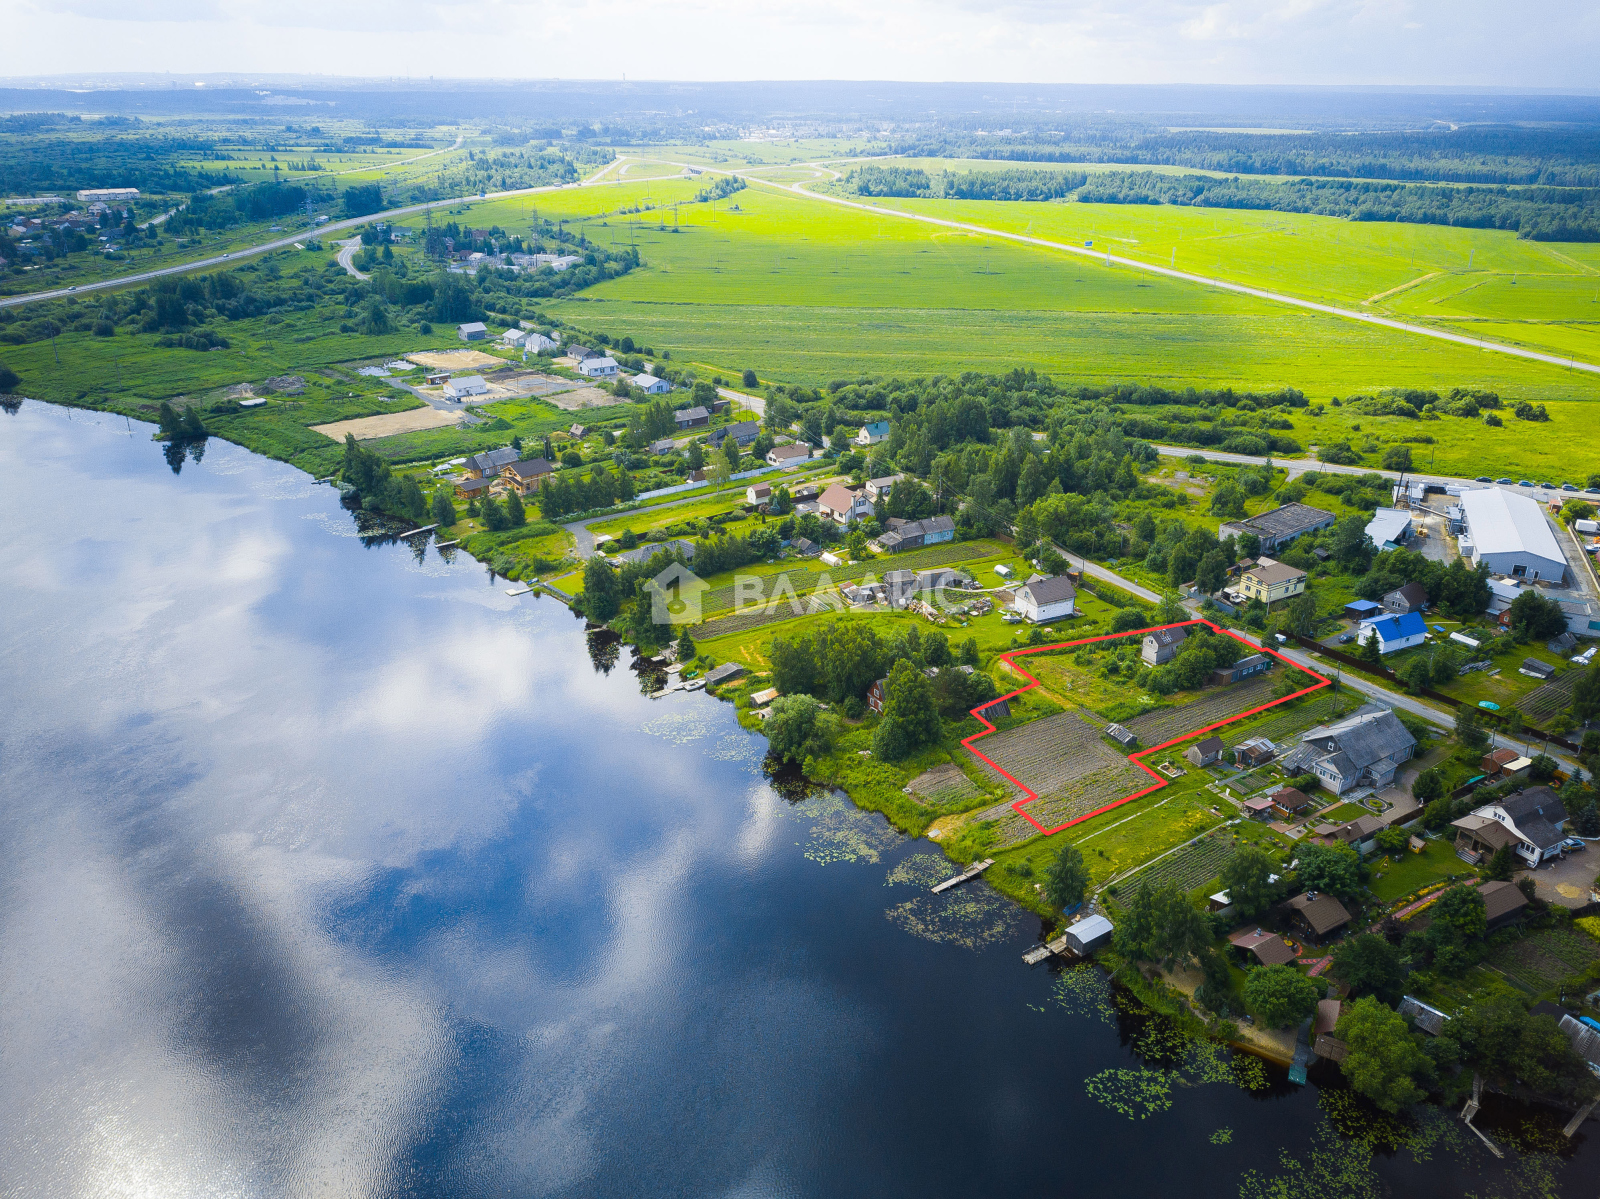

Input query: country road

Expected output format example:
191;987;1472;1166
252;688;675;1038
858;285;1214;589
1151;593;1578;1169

0;150;616;310
335;238;370;280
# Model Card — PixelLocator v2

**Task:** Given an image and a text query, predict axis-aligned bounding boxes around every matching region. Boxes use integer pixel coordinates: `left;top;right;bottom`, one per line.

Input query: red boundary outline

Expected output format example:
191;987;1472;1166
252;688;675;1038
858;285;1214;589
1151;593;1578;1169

962;619;1332;836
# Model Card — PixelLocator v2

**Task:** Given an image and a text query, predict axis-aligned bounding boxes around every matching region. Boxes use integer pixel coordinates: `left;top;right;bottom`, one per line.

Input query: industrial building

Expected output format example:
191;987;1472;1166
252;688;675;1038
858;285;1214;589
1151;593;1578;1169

1218;502;1336;553
1457;489;1567;583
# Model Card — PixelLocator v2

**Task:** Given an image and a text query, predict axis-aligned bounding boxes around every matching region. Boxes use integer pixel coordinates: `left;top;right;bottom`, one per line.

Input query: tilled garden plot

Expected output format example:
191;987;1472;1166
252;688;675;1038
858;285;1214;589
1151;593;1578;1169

905;762;989;807
964;712;1149;846
698;542;995;618
1222;691;1348;751
1124;674;1278;747
1485;927;1600;991
1521;672;1580;725
1117;829;1235;897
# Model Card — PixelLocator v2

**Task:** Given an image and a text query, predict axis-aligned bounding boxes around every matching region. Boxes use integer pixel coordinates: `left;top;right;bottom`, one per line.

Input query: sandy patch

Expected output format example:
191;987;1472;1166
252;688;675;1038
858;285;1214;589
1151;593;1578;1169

1156;964;1298;1065
312;407;461;441
406;349;502;370
543;386;627;411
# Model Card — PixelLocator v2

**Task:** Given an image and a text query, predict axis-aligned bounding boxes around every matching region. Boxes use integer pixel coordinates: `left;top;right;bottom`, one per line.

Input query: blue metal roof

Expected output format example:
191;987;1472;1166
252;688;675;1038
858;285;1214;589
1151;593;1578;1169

1369;611;1427;642
1346;599;1381;612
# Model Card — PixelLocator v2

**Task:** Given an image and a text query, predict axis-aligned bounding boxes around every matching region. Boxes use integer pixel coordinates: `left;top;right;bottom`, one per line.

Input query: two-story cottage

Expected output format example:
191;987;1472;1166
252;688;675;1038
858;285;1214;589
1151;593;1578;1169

1451;786;1570;868
1382;582;1429;615
1280;707;1417;795
463;447;520;479
1140;626;1187;665
818;483;874;525
1237;559;1308;604
495;457;555;496
1013;576;1077;623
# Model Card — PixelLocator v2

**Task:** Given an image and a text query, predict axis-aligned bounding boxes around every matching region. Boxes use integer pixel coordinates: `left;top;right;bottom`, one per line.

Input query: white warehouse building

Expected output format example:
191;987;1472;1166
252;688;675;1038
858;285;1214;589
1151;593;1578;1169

1456;488;1567;584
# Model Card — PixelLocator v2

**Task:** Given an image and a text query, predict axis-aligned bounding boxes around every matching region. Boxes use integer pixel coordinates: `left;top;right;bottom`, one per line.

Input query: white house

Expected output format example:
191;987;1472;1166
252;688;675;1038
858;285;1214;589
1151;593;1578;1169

818;483;874;525
500;328;530;348
767;442;811;467
856;421;890;446
578;356;619;379
443;375;490;399
746;482;772;505
1451;786;1570;868
1013;576;1077;623
864;474;903;502
632;373;672;394
1356;611;1427;654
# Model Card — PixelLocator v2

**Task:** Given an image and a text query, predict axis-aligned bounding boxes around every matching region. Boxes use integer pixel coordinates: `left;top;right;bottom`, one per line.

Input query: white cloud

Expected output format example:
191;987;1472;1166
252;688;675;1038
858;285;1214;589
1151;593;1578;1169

8;0;1600;84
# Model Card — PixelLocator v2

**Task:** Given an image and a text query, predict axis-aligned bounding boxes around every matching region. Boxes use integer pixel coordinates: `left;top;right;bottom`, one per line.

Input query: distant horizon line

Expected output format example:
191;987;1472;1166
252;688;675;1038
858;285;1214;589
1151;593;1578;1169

1;75;1598;97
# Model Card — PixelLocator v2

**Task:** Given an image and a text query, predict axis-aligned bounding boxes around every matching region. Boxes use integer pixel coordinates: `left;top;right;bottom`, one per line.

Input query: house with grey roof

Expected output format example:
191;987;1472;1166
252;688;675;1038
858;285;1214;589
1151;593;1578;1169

1014;575;1077;622
1458;786;1570;868
457;321;488;341
875;514;955;553
1278;706;1416;796
1141;626;1187;665
673;406;711;430
465;446;520;478
711;420;760;448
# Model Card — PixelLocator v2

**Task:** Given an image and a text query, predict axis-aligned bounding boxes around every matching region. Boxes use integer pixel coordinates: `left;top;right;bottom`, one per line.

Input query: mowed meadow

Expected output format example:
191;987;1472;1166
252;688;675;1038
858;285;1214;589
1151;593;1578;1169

477;169;1600;412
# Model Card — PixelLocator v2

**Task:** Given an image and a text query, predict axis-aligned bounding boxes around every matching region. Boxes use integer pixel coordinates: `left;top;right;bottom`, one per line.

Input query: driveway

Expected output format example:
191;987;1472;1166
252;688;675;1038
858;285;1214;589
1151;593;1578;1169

1519;848;1599;909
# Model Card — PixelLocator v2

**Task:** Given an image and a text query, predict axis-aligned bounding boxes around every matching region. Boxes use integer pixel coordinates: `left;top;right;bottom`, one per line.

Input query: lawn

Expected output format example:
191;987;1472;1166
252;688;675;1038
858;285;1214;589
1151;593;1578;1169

1367;840;1476;904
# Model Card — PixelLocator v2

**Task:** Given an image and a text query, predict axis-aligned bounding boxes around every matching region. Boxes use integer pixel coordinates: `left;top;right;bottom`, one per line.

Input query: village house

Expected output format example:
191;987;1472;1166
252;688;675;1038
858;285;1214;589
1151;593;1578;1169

1211;653;1272;685
711;421;760;449
1013;575;1077;623
453;475;496;502
578;356;619;379
649;438;678;456
791;536;820;557
766;442;812;467
674;406;711;430
1479;879;1531;930
1228;927;1299;967
1141;626;1187;665
443;375;490;400
1357;611;1428;654
463;447;520;479
495;457;555;496
566;345;596;361
1279;706;1416;795
867;676;889;714
1382;582;1429;615
864;474;903;502
818;483;874;525
1451;786;1570;868
746;482;772;506
1284;891;1352;941
1270;787;1314;818
856;420;890;446
1237;559;1308;605
875;514;955;553
1320;814;1385;855
1184;736;1224;767
632;373;673;394
457;321;488;341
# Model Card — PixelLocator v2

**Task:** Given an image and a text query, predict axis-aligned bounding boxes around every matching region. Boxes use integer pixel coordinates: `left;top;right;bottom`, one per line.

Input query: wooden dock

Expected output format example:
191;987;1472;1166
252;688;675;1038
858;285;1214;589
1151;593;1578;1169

506;587;537;596
1022;932;1078;966
1563;1095;1597;1138
398;523;439;538
435;539;459;548
932;858;994;894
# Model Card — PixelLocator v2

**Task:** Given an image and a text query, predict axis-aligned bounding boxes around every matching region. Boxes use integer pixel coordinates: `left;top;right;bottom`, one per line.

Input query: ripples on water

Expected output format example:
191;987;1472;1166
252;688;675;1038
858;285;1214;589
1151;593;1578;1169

0;401;1590;1199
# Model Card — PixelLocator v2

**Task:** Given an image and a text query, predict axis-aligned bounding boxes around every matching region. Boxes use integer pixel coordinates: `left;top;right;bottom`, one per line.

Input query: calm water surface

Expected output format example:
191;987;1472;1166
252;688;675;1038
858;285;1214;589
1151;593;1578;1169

0;402;1591;1198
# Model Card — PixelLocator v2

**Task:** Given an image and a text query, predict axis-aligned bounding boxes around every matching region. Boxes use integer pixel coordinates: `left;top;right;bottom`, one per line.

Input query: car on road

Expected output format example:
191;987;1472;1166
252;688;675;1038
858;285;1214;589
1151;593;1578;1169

1540;482;1555;489
1496;478;1514;485
1518;480;1534;487
67;285;76;290
1476;476;1492;482
1563;483;1579;492
1589;486;1600;495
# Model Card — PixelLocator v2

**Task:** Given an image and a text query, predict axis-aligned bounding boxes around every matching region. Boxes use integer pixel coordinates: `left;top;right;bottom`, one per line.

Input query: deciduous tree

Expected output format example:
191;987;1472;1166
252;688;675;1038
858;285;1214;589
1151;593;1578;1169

1336;996;1432;1112
1044;843;1089;911
1243;964;1321;1029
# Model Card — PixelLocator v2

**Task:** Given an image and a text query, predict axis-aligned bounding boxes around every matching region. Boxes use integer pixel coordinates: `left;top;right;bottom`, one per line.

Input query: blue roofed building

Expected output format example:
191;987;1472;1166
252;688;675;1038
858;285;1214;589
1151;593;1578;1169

1356;611;1427;654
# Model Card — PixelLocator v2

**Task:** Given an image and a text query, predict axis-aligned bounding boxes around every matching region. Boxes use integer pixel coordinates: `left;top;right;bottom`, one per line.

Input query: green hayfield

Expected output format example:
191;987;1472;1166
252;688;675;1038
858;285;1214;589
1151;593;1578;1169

466;181;1600;413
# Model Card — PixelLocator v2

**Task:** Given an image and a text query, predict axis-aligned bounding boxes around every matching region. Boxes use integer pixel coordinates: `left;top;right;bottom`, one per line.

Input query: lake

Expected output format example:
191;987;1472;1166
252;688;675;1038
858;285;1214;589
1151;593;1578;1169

0;400;1589;1198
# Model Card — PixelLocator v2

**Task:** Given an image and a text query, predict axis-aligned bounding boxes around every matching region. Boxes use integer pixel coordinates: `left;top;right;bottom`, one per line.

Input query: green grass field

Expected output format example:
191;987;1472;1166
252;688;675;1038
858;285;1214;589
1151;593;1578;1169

455;177;1600;420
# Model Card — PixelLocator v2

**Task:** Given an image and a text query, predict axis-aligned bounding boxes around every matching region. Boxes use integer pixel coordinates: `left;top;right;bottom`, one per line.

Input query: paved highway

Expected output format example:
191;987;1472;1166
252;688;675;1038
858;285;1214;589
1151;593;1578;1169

0;154;618;310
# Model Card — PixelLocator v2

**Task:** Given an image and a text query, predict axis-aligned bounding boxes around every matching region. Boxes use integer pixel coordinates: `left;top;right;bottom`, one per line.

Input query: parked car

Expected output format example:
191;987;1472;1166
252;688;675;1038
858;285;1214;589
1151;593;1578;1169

1563;837;1587;852
1563;483;1580;492
1496;478;1514;485
1519;480;1534;487
1338;633;1356;644
1476;476;1492;483
1539;482;1555;489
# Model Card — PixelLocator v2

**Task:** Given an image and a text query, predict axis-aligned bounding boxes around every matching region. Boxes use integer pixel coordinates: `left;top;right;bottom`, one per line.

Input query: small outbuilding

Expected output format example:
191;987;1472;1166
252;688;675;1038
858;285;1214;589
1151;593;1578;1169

443;374;490;399
1185;736;1225;767
1227;927;1298;967
1062;914;1115;955
1105;724;1138;750
704;662;747;688
457;321;488;341
1284;891;1352;940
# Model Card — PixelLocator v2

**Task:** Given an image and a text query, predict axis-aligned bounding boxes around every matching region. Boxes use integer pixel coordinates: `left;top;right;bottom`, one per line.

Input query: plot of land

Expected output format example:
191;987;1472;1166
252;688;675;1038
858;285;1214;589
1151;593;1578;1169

964;712;1150;845
312;407;461;441
905;763;988;807
1124;674;1279;746
541;385;628;411
1520;671;1581;725
1116;828;1236;899
406;349;503;370
1485;927;1600;992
